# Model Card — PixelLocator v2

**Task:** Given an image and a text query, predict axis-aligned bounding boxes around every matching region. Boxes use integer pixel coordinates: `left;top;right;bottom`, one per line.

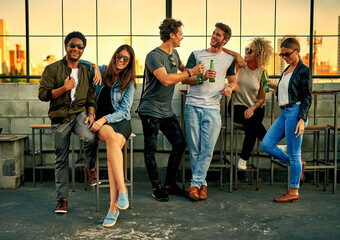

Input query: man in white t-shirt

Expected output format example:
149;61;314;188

183;23;237;201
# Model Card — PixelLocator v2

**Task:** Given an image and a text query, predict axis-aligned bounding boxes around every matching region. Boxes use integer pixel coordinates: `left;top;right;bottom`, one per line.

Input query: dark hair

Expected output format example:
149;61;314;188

102;44;137;91
64;31;87;47
159;18;183;42
280;37;301;59
215;23;232;40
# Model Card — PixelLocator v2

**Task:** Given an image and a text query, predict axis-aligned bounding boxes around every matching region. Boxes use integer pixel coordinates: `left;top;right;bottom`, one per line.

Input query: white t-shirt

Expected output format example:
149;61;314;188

278;72;292;106
70;68;79;103
185;49;235;110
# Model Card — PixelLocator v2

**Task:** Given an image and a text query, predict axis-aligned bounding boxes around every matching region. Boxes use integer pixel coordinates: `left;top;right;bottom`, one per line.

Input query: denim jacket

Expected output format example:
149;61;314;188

277;60;312;121
79;60;135;123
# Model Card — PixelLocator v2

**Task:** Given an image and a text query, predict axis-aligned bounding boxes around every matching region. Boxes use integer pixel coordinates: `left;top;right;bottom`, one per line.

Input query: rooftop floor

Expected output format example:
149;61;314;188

1;181;340;240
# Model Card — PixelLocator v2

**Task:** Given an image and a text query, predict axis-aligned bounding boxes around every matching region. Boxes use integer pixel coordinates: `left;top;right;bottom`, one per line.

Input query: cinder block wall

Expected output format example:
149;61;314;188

0;83;339;172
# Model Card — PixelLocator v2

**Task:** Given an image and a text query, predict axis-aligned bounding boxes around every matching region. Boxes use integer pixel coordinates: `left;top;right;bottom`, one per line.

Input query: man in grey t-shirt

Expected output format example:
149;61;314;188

183;23;238;201
137;18;203;202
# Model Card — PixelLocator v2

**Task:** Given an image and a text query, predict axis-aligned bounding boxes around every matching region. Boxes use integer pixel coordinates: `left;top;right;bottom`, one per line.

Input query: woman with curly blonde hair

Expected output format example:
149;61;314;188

229;37;273;170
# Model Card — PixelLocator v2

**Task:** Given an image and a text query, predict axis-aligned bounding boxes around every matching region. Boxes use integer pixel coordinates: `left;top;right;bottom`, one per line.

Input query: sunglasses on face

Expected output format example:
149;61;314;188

67;42;85;50
116;53;130;63
245;47;255;55
279;49;296;58
168;55;177;68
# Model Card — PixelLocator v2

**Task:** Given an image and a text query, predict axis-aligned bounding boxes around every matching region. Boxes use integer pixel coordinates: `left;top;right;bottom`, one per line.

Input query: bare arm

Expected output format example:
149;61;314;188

222;48;245;70
154;63;204;87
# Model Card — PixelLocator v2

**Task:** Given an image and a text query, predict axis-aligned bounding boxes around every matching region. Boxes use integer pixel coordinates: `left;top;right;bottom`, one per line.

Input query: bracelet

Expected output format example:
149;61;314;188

186;69;191;78
226;84;233;91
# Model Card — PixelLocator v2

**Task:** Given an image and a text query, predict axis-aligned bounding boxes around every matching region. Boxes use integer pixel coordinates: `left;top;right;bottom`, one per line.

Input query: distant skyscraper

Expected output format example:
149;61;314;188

338;16;340;75
0;19;9;73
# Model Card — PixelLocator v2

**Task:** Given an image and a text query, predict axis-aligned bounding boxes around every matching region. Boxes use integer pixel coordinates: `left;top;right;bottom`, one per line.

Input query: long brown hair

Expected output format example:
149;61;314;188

102;44;137;90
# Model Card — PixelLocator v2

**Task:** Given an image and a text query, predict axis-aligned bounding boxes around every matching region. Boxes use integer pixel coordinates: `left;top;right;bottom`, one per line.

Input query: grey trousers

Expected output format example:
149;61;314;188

51;112;97;200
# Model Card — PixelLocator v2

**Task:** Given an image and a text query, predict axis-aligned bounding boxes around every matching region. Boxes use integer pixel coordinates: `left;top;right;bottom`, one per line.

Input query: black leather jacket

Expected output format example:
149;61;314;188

277;60;312;121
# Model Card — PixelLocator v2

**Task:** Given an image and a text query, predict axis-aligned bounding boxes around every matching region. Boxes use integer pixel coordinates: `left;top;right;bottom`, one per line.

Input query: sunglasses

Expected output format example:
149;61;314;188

116;53;130;63
245;47;255;55
168;55;177;68
67;42;85;50
279;49;296;58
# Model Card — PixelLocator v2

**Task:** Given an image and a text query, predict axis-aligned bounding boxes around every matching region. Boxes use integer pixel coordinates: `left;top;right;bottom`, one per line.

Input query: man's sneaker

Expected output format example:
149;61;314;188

187;186;199;202
164;184;188;197
152;186;169;202
102;209;120;228
199;185;207;200
238;158;247;170
85;167;101;187
55;198;67;214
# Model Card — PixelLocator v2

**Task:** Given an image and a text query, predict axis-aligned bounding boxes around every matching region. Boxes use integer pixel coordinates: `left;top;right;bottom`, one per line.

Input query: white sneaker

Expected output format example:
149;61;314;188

237;158;247;170
277;145;287;154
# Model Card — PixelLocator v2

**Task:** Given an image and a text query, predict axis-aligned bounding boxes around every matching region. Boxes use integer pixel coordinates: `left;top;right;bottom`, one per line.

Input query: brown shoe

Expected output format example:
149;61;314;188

300;161;306;186
187;187;199;202
85;167;101;187
55;198;67;214
274;192;299;203
199;186;207;200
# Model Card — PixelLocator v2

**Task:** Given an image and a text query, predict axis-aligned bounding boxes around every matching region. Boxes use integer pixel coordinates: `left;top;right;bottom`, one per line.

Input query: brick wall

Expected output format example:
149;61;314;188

0;83;339;170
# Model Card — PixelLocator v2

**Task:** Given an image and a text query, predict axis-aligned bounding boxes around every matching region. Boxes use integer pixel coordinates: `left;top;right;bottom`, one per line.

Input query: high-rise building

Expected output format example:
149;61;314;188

9;44;26;75
0;19;10;74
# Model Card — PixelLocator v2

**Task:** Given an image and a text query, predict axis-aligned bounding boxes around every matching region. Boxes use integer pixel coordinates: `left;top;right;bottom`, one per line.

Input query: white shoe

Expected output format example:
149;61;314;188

277;145;287;154
238;158;247;170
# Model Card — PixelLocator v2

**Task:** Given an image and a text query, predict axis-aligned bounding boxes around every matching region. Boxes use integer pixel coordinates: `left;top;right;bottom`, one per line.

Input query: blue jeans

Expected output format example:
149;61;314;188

261;104;307;189
184;105;222;188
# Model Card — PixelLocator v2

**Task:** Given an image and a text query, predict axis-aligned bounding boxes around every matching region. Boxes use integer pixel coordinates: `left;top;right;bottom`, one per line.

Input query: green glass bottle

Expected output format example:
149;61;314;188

197;61;204;85
262;70;270;93
209;60;215;82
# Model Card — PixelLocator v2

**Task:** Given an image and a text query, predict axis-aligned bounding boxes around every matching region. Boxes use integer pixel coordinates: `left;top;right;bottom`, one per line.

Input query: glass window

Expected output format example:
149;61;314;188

315;0;340;35
30;37;62;76
177;37;206;67
314;36;337;75
78;36;97;65
207;0;240;37
63;0;96;35
30;0;62;35
0;37;26;75
0;0;25;35
98;0;130;35
276;0;310;35
173;0;206;36
132;0;165;35
242;0;275;36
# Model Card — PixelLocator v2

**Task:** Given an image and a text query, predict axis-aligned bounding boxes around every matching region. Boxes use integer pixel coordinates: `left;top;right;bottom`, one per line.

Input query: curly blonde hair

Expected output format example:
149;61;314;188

250;37;273;69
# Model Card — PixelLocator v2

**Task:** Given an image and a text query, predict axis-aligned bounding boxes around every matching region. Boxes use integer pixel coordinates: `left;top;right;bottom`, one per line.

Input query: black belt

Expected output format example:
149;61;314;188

280;103;294;109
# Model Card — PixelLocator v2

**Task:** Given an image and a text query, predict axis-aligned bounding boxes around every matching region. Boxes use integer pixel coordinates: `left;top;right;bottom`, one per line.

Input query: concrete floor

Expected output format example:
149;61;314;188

1;181;340;240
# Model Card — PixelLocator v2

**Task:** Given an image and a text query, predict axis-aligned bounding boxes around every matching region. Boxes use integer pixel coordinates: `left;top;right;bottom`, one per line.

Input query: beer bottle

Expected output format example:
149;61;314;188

209;60;215;82
197;61;204;85
262;70;270;93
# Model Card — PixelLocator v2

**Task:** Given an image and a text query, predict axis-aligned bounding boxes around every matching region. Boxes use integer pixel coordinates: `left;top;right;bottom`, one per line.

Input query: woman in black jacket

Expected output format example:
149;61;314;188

261;37;311;202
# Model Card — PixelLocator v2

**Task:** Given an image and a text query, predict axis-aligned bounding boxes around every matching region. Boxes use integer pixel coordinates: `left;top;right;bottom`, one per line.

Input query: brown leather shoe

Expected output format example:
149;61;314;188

199;186;207;200
274;192;299;203
300;161;306;186
85;167;101;186
55;198;67;214
187;187;199;202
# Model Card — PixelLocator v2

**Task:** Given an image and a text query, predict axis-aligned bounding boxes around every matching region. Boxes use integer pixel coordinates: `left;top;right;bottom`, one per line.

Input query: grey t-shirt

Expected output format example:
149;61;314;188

185;50;235;110
138;47;181;118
